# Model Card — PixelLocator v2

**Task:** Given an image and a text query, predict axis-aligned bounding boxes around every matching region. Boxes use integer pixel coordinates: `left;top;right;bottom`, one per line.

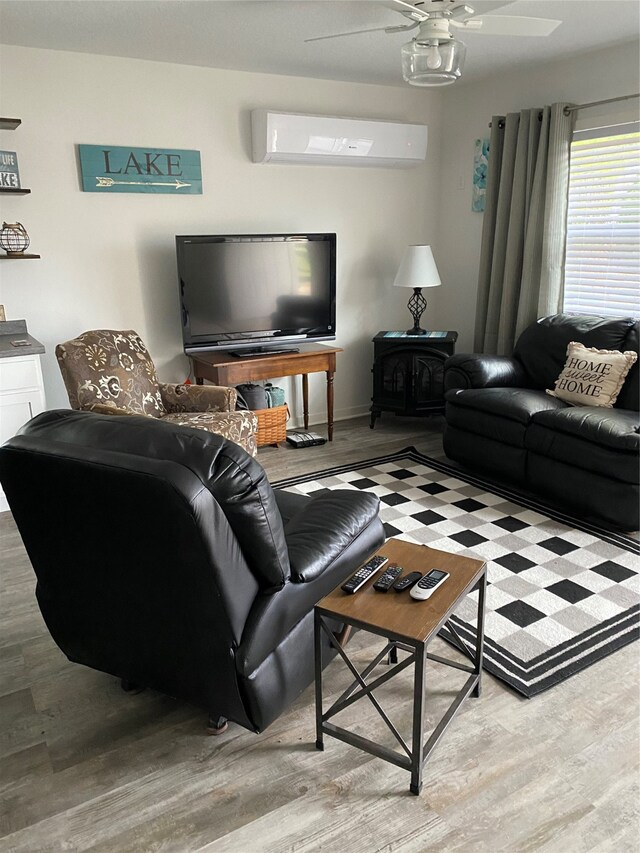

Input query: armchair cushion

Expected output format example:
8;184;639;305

159;383;237;413
160;410;258;458
283;490;381;583
56;329;165;416
273;489;310;526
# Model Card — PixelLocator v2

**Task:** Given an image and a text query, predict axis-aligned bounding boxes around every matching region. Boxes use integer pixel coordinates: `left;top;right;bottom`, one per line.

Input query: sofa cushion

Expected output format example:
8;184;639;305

531;407;640;452
618;321;640;411
443;424;528;482
527;453;639;530
547;341;637;408
446;388;566;447
514;314;638;391
526;408;640;484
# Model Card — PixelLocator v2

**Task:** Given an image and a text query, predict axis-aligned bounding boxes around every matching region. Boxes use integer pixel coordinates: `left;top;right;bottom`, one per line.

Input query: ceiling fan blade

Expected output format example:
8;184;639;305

419;0;515;15
386;21;421;34
378;1;429;22
456;0;515;14
304;22;417;43
453;15;562;36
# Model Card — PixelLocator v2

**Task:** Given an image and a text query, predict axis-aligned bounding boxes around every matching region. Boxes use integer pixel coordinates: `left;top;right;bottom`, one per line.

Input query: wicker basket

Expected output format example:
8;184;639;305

254;404;289;447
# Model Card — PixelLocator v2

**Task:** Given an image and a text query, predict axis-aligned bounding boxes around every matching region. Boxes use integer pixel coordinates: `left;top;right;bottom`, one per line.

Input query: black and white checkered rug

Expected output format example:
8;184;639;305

274;447;639;698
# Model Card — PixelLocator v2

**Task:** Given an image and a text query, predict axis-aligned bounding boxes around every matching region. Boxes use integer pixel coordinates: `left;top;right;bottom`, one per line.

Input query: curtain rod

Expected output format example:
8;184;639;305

489;112;542;129
489;93;639;127
563;93;640;115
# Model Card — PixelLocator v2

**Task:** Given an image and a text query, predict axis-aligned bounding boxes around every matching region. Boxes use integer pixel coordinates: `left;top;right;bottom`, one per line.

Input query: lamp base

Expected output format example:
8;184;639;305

406;287;428;337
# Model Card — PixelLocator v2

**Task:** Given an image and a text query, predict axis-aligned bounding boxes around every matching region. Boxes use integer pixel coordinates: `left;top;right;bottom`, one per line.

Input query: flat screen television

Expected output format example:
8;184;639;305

176;233;336;355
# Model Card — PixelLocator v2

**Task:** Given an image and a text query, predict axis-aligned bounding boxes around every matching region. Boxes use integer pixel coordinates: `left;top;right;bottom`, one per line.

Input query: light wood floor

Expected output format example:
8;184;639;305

1;416;638;852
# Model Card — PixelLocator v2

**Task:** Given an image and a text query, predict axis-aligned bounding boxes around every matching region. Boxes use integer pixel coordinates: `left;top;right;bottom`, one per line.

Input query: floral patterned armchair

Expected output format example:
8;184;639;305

56;329;257;456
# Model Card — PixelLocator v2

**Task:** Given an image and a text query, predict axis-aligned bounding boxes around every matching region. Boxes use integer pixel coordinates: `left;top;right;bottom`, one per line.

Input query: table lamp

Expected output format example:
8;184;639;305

393;245;441;335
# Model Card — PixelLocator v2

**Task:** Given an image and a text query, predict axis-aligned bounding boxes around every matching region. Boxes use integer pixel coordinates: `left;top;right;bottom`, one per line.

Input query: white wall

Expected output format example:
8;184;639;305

4;38;637;425
435;39;640;351
0;45;443;424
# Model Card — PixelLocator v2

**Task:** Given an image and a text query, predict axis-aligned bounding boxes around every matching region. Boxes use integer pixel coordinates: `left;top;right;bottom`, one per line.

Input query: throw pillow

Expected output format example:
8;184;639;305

547;341;637;408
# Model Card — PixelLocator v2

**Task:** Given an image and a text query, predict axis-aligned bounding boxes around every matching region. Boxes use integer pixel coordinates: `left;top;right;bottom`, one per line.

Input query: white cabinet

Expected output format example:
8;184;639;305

0;353;46;512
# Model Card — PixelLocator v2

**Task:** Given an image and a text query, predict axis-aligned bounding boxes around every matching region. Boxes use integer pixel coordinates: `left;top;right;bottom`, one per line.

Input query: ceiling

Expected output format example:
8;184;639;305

0;0;639;88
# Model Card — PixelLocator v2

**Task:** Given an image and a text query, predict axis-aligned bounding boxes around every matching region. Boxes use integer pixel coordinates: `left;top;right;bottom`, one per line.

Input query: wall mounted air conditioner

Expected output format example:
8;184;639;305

251;110;428;168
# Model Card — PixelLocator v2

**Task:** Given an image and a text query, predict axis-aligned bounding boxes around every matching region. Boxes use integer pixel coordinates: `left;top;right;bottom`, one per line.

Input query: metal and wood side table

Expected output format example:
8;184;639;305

314;538;486;795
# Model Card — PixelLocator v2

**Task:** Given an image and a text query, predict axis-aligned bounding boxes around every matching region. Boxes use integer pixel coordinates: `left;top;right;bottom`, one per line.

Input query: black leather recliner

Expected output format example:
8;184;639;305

0;410;385;732
443;314;639;531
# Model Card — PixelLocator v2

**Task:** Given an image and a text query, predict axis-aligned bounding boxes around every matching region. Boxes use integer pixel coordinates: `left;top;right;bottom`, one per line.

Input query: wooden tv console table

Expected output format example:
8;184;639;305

190;344;343;441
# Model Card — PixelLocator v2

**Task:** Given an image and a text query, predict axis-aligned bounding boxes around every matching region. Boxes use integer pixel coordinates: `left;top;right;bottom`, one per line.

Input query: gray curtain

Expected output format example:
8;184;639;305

474;103;576;354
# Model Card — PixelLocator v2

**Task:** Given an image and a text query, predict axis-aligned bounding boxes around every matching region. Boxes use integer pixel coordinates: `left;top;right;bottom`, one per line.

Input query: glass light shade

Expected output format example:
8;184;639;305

393;245;441;289
401;38;466;86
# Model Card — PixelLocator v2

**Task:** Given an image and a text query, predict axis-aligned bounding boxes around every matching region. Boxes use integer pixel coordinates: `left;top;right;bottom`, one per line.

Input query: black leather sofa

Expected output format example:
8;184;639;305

0;410;385;733
443;314;639;531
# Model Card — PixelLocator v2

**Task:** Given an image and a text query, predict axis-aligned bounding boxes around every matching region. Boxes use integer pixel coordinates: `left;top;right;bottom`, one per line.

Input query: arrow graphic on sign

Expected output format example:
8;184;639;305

96;177;191;189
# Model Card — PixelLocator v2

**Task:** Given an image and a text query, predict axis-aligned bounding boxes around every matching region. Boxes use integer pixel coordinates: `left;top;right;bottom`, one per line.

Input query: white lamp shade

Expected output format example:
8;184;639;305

393;245;441;289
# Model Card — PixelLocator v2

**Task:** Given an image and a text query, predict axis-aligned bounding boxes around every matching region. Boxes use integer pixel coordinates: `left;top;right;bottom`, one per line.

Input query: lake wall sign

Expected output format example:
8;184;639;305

78;145;202;194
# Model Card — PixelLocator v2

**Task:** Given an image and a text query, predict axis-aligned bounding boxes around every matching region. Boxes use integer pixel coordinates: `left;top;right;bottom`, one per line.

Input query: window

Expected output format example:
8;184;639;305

563;125;640;318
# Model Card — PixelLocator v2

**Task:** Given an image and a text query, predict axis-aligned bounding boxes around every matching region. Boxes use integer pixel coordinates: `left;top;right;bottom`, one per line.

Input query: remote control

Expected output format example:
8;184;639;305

410;568;450;600
341;555;389;594
373;563;403;592
393;571;423;592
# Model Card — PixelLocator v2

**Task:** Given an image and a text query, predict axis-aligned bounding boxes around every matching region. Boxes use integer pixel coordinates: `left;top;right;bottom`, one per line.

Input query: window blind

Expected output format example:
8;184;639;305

563;126;640;319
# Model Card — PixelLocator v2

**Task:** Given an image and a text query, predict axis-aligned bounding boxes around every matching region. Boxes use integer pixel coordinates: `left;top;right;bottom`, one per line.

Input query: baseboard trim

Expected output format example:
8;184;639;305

288;404;370;429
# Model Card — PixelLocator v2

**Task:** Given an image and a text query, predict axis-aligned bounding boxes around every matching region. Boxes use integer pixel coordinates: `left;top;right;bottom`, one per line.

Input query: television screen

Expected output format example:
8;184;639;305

177;233;336;353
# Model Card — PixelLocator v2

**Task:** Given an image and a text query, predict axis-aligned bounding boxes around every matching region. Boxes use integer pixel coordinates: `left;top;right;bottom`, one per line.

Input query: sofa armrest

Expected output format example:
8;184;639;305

444;353;528;391
284;490;381;583
159;383;237;413
85;403;132;416
236;510;385;677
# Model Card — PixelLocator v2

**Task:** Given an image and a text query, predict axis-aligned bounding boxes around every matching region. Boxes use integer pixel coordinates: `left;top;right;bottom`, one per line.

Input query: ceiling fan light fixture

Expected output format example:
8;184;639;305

401;37;466;86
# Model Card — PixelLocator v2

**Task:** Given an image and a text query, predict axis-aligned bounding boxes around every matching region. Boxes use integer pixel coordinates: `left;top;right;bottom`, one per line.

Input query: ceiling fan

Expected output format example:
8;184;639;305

305;0;562;87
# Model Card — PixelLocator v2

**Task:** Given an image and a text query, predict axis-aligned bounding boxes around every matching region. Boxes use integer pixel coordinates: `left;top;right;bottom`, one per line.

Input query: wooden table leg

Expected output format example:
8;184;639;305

327;370;335;441
302;373;309;430
190;359;205;385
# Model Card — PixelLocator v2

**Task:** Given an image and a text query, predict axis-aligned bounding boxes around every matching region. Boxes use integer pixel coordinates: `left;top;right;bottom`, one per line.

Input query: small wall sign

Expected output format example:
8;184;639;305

0;151;21;189
472;138;489;212
78;145;202;194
